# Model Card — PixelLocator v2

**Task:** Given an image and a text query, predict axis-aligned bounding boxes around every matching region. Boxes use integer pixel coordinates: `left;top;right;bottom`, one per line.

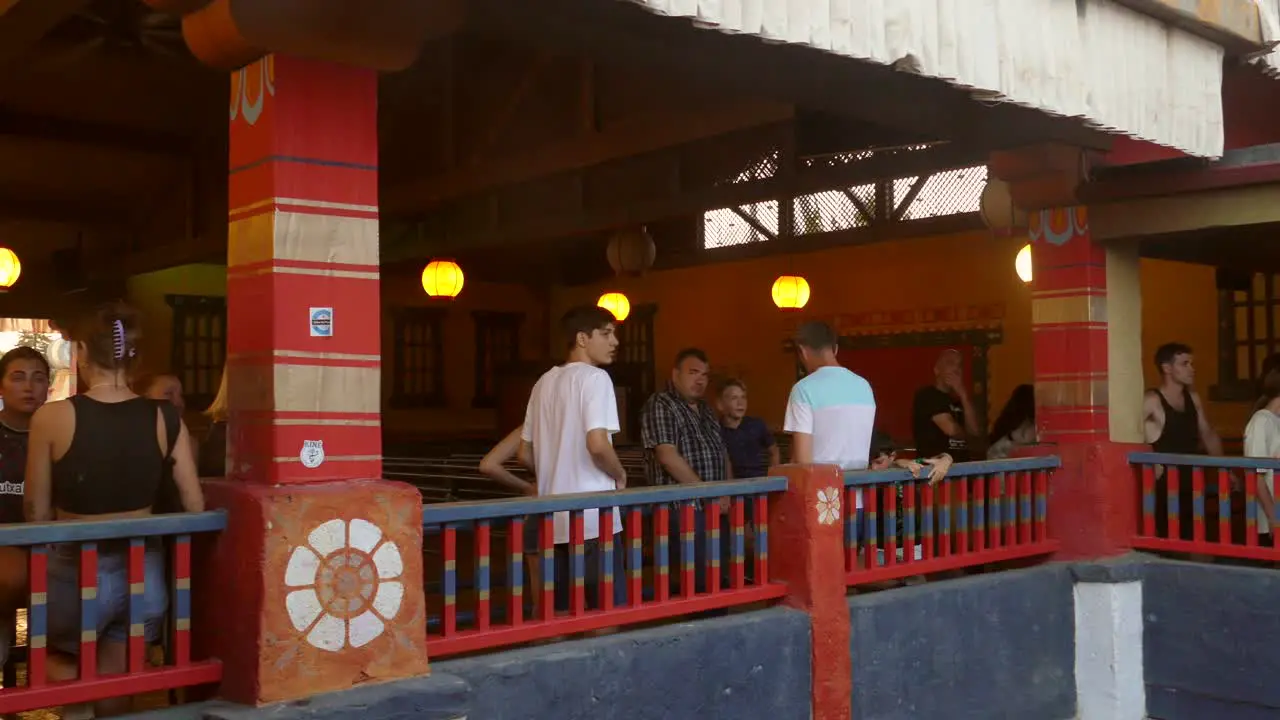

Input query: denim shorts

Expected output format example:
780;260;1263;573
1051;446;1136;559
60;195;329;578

47;542;167;653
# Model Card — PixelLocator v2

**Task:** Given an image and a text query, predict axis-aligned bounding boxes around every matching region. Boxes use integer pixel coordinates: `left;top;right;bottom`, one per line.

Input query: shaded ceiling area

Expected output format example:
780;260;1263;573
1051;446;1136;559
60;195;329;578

0;0;1121;296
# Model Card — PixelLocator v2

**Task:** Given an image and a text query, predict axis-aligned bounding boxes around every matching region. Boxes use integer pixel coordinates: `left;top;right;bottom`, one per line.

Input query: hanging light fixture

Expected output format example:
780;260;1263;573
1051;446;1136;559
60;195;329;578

421;259;464;299
597;292;631;322
0;248;21;292
771;275;810;310
1015;244;1032;284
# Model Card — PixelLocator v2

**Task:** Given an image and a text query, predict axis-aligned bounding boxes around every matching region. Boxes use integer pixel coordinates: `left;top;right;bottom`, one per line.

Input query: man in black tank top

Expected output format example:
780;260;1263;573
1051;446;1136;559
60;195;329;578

1143;343;1223;540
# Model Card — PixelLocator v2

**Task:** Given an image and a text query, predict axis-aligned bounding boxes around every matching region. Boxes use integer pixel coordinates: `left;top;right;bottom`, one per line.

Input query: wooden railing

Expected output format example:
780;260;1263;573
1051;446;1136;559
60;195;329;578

421;477;787;657
1130;452;1280;561
0;511;225;715
842;457;1060;586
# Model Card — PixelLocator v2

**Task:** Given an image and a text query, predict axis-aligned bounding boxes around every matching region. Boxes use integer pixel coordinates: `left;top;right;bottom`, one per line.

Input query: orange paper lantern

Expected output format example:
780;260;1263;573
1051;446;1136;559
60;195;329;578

421;260;464;299
597;292;631;322
0;248;21;291
771;275;810;310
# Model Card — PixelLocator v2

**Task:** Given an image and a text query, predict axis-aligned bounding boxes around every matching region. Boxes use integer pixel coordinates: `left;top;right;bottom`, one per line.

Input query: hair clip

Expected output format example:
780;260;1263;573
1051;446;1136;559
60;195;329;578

113;319;126;360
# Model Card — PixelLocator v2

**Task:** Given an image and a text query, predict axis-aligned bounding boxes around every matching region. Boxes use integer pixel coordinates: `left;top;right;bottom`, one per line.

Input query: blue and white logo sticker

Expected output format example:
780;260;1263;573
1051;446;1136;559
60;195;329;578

309;307;333;338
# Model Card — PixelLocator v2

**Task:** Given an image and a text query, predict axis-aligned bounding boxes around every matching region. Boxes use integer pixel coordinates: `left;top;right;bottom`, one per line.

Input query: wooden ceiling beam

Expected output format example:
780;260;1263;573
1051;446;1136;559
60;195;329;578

0;107;196;156
465;0;1113;155
394;139;987;257
381;99;795;214
0;188;133;226
0;0;89;67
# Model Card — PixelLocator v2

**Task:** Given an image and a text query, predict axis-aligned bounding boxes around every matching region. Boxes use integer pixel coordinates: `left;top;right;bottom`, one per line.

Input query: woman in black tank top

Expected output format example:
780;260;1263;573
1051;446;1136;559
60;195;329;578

24;302;204;717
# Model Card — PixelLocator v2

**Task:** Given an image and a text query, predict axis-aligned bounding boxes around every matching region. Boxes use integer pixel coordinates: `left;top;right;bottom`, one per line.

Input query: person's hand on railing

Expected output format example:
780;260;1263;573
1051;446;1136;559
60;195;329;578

919;454;953;485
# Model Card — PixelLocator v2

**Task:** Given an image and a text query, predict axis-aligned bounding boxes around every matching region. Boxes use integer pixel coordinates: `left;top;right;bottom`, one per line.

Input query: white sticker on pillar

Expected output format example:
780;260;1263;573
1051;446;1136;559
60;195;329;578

309;307;333;337
300;440;326;468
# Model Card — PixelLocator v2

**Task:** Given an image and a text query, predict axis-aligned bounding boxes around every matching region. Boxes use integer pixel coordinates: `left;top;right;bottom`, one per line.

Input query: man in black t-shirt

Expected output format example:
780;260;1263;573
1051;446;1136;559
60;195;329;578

911;349;979;462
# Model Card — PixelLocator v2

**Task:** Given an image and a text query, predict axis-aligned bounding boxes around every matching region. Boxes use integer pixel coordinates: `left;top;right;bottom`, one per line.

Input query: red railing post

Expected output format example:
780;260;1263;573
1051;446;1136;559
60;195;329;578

769;463;850;720
1017;443;1146;560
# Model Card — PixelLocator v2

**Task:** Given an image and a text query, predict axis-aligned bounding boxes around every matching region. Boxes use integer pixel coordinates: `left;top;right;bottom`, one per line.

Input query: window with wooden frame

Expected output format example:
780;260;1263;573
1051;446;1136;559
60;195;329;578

1213;270;1280;401
472;311;523;408
391;308;446;408
166;295;226;410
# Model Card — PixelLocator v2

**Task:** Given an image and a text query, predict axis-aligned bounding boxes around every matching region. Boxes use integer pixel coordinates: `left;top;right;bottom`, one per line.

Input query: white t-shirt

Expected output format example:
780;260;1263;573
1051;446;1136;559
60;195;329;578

522;362;623;544
784;366;876;508
1244;408;1280;534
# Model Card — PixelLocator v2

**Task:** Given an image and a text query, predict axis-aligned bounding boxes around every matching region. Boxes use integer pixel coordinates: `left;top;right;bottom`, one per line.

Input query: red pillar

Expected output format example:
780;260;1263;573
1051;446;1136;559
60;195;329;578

770;464;850;720
196;55;428;705
1029;207;1142;560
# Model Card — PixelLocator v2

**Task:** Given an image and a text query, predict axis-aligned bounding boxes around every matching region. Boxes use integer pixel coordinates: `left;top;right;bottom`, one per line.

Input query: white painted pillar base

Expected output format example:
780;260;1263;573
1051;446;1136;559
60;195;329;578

1074;581;1146;720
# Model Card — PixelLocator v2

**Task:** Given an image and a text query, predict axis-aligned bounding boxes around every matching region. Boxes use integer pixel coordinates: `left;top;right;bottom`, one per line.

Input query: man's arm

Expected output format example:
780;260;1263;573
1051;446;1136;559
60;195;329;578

1191;391;1223;455
587;428;628;488
481;427;537;496
654;444;704;484
783;386;814;464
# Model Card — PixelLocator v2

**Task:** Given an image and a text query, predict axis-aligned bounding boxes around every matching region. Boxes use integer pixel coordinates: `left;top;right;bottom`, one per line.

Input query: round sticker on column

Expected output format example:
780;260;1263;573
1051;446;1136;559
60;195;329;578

300;440;326;469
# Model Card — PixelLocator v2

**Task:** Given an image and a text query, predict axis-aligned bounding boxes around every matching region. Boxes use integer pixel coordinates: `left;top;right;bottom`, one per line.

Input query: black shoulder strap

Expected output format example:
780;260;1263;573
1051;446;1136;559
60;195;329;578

157;400;181;459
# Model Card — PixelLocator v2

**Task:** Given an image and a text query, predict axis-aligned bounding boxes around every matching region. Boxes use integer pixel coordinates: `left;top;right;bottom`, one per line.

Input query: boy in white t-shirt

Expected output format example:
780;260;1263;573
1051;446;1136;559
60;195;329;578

520;306;628;610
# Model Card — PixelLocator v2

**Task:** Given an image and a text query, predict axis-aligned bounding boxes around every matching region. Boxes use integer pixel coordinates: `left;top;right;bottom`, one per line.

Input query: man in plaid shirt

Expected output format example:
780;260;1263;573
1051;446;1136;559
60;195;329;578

640;348;730;595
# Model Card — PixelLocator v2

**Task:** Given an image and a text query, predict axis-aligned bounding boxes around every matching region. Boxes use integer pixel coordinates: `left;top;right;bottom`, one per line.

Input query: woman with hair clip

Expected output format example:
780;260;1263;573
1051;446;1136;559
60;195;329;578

24;303;204;718
1245;365;1280;549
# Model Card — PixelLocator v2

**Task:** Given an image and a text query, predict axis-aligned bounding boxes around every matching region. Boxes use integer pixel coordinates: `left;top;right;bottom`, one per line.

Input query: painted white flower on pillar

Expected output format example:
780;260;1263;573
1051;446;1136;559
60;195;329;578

815;487;841;526
284;518;405;652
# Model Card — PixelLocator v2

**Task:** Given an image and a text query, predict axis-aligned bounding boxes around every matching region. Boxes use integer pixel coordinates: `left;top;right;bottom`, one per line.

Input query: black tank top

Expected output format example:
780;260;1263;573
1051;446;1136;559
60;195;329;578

1153;387;1200;454
52;396;175;515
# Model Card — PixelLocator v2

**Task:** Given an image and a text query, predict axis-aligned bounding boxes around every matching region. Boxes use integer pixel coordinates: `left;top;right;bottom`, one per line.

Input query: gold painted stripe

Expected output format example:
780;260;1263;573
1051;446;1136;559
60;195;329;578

229;264;379;281
1032;294;1106;325
81;587;97;600
227;364;380;414
267;418;381;427
272;454;382;464
1031;287;1105;299
129;582;144;594
176;618;191;631
30;591;46;605
228;350;381;363
228;197;379;218
229;211;379;267
1036;371;1108;381
176;578;191;590
1036;379;1109;407
81;630;97;642
130;623;144;637
30;636;46;649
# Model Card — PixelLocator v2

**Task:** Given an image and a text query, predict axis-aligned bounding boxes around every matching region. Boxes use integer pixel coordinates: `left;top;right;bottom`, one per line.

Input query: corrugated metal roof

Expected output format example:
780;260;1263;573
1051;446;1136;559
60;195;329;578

629;0;1226;157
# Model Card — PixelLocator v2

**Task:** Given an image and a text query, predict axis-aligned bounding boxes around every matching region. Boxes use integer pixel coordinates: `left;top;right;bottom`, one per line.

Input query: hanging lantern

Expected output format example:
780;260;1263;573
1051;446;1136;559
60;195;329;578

771;275;810;310
597;292;631;322
0;248;21;291
1015;244;1033;284
979;177;1028;234
605;227;656;276
421;259;464;299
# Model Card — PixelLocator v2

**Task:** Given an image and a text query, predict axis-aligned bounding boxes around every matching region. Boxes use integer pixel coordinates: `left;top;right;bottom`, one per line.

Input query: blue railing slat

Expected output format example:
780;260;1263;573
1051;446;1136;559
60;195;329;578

842;456;1061;487
422;476;787;525
0;510;227;546
1128;452;1280;470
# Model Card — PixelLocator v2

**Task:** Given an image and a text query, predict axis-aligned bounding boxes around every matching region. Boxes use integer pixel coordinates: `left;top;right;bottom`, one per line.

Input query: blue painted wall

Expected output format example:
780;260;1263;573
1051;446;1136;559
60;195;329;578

849;564;1077;720
437;607;812;720
1145;559;1280;720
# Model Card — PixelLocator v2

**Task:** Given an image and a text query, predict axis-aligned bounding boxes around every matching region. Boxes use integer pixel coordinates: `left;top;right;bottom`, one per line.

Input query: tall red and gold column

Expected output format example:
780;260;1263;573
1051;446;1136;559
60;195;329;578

1029;206;1144;559
197;55;428;705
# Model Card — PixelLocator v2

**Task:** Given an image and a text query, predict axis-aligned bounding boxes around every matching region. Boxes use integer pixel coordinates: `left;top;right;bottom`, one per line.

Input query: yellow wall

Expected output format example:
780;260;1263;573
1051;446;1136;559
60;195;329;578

552;231;1034;429
120;238;1249;444
125;263;228;378
550;231;1250;439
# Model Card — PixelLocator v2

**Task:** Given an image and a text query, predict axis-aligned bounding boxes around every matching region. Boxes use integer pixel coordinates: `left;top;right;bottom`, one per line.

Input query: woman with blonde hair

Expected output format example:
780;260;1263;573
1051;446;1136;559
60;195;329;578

198;369;228;477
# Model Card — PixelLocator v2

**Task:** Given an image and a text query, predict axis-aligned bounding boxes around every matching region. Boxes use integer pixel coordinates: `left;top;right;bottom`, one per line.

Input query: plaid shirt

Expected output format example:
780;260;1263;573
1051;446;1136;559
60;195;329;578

640;384;728;486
